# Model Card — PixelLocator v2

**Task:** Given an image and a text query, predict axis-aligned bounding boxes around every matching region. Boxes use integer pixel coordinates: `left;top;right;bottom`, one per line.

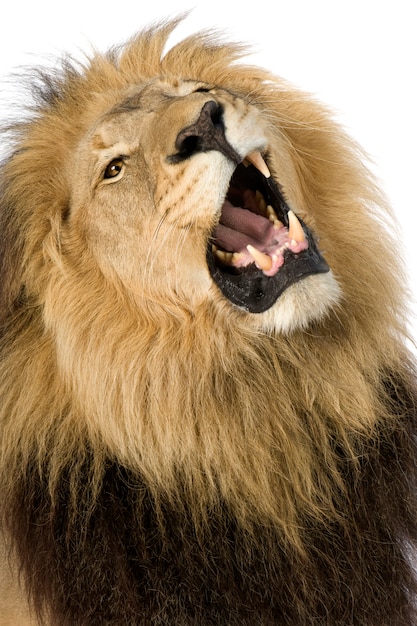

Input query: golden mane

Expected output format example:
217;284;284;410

1;18;416;625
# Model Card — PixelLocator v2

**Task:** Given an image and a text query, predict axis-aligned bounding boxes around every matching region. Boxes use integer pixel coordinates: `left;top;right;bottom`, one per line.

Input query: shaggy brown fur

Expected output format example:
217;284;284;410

1;18;417;625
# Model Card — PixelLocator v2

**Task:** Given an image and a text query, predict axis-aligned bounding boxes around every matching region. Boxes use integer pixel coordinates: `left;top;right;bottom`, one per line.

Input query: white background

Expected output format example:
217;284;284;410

1;0;416;346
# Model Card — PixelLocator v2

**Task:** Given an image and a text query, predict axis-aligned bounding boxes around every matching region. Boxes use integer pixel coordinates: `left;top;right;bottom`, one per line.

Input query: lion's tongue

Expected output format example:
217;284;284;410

215;202;277;250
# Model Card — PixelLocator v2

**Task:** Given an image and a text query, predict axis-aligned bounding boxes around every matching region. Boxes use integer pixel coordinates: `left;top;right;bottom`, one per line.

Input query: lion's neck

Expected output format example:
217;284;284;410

40;302;391;536
1;301;403;537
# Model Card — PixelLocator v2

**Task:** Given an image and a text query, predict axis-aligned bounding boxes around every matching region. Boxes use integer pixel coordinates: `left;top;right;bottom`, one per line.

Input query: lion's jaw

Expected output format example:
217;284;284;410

68;79;340;334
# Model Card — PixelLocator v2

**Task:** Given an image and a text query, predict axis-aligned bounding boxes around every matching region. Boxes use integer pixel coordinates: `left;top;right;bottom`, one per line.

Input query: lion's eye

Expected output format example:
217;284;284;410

103;158;124;179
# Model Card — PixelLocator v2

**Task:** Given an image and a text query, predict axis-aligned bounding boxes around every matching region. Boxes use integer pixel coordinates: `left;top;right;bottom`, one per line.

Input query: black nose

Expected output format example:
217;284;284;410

174;100;241;164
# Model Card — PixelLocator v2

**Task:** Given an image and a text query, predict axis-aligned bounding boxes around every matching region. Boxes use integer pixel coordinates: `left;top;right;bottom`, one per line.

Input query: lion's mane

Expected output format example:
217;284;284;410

1;18;417;625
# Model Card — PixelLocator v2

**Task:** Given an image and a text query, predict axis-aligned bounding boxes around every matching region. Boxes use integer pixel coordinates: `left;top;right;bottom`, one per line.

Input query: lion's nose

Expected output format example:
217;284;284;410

174;100;241;164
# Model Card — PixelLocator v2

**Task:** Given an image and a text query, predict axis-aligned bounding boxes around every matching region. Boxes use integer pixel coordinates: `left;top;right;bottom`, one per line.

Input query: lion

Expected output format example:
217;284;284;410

0;17;416;625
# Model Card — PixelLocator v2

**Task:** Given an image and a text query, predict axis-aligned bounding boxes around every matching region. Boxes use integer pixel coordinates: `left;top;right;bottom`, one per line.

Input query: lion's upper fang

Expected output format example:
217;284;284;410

243;151;271;178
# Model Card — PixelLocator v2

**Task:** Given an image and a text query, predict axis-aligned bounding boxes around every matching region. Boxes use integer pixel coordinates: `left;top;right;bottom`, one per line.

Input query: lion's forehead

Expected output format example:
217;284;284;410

95;78;221;130
81;80;206;153
82;79;266;167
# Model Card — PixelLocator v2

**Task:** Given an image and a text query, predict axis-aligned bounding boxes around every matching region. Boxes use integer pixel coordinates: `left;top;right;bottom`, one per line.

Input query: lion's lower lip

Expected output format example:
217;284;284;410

207;159;330;312
207;227;330;313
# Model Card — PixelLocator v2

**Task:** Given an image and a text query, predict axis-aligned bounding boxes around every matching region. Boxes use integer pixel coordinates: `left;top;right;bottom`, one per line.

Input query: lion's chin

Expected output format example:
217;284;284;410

255;272;342;334
207;154;337;319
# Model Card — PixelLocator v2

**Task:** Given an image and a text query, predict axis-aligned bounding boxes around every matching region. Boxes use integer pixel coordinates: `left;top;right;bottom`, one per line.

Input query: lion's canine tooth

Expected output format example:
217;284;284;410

245;151;271;178
287;210;306;243
246;245;272;271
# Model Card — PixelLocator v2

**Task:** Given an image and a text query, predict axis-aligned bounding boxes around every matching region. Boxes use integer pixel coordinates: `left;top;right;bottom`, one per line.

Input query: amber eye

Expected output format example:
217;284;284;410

103;158;124;179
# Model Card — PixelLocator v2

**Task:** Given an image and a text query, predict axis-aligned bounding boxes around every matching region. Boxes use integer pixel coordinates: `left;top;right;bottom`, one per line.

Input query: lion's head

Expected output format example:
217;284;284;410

1;19;417;625
2;23;343;336
66;70;340;334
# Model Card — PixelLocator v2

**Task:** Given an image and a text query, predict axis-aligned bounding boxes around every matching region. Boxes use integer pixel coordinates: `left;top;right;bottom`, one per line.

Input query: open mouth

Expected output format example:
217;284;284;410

207;152;330;313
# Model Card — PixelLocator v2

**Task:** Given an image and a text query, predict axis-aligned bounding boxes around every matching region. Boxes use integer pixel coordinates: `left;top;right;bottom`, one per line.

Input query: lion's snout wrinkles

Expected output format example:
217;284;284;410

0;17;417;626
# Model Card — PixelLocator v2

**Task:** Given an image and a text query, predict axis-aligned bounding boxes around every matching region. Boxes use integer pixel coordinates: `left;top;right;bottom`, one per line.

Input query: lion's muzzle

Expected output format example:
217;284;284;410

172;100;241;165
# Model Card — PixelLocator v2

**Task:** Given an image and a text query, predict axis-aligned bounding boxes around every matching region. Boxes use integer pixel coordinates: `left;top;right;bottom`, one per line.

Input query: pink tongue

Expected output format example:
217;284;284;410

213;201;277;253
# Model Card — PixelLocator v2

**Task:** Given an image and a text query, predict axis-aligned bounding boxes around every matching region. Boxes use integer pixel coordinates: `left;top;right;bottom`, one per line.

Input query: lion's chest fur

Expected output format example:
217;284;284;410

6;426;417;626
2;307;417;623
